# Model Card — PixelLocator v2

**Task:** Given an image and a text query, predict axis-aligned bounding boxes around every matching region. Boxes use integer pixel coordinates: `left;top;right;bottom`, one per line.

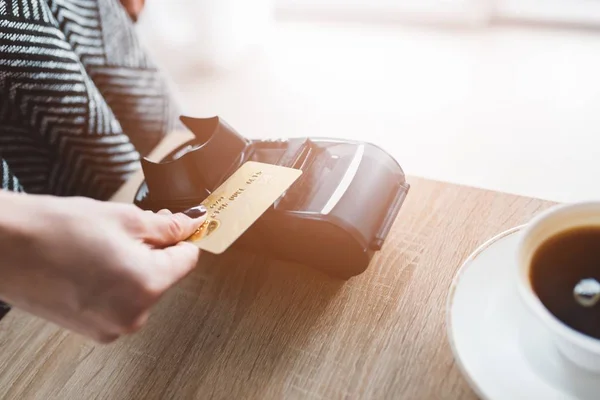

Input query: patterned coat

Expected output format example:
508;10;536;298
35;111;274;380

0;0;178;318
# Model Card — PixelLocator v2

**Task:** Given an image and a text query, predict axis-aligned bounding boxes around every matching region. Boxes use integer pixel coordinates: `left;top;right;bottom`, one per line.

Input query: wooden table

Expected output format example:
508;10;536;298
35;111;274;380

0;133;554;399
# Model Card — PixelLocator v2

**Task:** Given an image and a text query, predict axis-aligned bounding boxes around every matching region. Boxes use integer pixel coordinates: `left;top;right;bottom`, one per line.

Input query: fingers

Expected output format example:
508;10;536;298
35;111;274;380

144;242;200;294
122;206;207;247
160;241;200;278
76;241;196;343
103;241;198;336
88;242;199;341
147;212;206;247
14;300;121;344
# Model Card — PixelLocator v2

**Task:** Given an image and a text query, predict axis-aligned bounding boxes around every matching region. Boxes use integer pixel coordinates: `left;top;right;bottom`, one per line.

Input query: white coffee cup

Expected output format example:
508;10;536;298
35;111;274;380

517;202;600;372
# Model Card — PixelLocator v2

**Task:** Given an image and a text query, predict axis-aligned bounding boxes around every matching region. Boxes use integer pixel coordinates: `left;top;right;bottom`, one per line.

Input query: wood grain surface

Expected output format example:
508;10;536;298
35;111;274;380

0;133;554;399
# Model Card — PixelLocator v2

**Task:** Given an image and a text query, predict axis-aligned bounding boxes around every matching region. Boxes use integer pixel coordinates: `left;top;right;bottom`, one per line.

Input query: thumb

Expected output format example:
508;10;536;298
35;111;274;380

137;206;207;247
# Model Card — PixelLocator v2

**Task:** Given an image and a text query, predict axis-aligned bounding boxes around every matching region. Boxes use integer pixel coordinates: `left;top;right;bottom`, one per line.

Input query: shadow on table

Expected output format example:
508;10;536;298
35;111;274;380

121;249;345;399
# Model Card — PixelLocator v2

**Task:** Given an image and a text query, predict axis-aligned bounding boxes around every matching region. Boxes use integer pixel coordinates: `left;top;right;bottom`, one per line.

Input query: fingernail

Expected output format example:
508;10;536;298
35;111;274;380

183;205;207;219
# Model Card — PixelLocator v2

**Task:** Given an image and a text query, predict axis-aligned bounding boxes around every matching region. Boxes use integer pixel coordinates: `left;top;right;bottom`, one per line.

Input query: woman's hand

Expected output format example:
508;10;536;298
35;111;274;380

120;0;145;22
0;191;206;343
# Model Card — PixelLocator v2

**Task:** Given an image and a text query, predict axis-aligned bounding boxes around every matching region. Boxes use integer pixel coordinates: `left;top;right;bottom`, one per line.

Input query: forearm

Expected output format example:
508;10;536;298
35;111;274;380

0;191;42;303
0;190;36;239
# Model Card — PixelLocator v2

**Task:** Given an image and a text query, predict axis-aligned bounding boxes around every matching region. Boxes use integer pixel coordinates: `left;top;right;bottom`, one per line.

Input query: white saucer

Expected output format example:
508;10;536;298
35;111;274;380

447;227;600;400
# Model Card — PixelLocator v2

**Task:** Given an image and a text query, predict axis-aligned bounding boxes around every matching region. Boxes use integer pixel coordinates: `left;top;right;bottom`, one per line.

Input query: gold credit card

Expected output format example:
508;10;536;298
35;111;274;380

186;161;302;254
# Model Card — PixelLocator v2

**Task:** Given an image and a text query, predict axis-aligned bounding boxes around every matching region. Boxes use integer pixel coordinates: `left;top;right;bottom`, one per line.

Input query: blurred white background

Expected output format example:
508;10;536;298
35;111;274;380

136;0;600;203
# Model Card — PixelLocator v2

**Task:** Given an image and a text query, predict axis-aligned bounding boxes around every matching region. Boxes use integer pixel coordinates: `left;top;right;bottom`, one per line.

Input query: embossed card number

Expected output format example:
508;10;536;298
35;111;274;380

186;161;302;254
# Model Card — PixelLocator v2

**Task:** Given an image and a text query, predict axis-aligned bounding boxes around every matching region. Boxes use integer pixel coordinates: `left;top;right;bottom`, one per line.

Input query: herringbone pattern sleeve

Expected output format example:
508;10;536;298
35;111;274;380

0;0;180;318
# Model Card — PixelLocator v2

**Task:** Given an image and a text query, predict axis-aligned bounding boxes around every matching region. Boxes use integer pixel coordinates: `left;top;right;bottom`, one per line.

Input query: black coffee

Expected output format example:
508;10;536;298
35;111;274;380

530;226;600;339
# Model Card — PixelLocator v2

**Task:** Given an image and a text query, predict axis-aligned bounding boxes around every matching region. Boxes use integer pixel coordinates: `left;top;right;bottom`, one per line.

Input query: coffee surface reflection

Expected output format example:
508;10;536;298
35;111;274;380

531;226;600;339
